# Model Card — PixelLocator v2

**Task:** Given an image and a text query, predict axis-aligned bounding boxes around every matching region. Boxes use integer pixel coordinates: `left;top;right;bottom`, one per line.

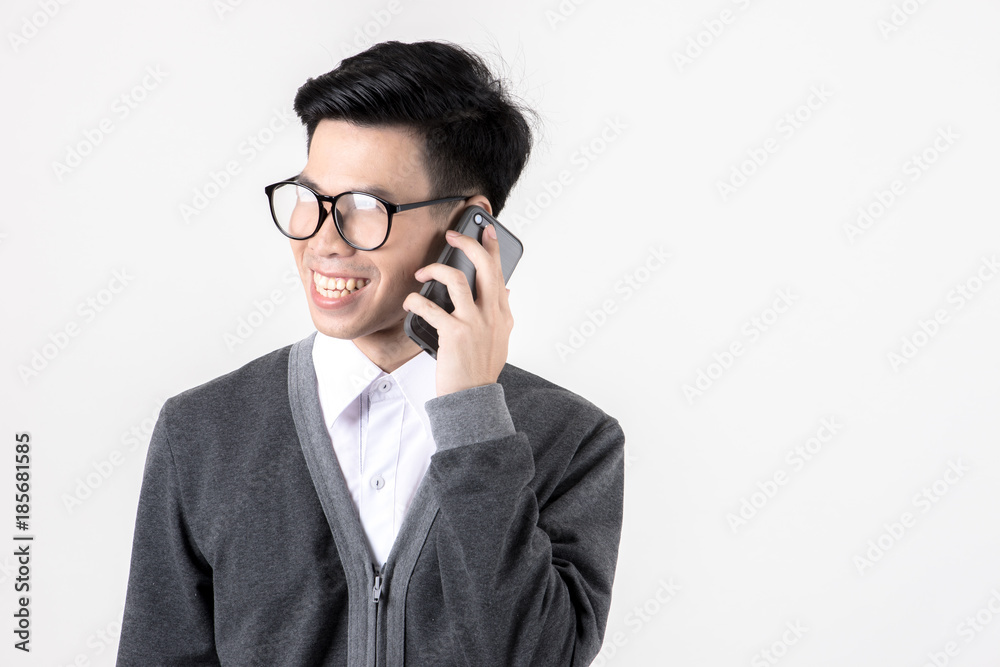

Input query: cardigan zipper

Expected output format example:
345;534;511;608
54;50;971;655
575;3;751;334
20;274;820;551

372;561;384;666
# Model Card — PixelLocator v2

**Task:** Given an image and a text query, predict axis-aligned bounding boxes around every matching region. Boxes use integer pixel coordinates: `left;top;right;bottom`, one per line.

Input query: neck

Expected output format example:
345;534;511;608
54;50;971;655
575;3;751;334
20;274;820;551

351;327;423;374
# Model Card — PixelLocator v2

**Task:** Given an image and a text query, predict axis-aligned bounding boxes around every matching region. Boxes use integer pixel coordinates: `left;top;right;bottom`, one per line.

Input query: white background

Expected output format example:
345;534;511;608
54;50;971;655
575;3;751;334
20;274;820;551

2;0;999;665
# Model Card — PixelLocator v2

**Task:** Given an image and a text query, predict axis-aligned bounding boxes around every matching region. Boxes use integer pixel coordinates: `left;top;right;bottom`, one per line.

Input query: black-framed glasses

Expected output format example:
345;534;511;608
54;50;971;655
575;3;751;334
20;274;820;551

264;178;468;250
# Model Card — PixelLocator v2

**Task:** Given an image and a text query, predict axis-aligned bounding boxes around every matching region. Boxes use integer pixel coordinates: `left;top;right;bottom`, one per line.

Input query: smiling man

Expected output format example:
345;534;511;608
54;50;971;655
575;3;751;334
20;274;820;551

117;40;625;667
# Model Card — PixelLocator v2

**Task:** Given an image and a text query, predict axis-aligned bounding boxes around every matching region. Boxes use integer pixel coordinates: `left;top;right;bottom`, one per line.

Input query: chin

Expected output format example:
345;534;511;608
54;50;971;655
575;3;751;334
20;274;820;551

308;308;358;340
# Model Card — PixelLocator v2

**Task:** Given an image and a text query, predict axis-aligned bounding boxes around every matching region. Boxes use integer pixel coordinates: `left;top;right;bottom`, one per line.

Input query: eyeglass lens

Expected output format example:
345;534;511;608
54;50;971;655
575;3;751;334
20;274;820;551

270;183;389;248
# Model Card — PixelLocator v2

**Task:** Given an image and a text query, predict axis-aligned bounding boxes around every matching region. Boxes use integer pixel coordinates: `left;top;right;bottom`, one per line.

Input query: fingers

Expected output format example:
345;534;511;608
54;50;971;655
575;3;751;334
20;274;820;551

402;289;450;330
404;221;510;335
444;226;504;306
412;260;476;313
482;224;511;311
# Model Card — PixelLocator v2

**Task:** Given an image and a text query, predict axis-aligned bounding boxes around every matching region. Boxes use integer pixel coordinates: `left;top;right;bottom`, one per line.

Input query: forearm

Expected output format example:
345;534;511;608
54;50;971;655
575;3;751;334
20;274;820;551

424;385;625;666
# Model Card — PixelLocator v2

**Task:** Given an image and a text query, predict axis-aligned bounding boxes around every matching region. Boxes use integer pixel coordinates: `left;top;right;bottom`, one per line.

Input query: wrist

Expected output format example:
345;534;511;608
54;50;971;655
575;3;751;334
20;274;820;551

425;383;515;451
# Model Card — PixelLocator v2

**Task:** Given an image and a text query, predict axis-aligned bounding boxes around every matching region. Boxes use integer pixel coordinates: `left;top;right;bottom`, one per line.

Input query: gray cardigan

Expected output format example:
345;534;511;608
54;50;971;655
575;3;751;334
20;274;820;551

116;332;625;666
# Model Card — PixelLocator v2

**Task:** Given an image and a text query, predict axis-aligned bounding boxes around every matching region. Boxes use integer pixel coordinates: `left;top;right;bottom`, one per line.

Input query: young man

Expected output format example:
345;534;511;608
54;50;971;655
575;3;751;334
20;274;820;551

116;40;625;666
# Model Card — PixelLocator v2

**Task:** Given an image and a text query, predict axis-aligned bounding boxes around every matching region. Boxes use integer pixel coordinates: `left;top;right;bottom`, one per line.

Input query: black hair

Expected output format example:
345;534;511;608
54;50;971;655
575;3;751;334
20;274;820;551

292;40;535;215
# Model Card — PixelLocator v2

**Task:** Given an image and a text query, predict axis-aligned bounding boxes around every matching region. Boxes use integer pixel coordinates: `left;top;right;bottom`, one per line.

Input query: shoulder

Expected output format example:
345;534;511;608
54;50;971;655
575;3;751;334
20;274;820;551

161;343;293;424
498;362;623;445
150;342;301;479
498;361;608;417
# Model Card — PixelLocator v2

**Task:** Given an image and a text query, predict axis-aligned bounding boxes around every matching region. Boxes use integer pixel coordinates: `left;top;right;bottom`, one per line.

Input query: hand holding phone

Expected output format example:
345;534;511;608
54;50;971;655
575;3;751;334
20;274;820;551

404;205;523;359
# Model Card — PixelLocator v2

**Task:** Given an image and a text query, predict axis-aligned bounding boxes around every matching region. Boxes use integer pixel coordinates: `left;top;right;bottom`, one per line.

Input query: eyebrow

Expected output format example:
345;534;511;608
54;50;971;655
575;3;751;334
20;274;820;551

294;173;397;202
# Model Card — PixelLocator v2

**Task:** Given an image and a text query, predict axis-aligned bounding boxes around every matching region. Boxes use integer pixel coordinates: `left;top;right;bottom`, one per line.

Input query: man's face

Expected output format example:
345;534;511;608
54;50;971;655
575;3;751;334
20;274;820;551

289;119;455;354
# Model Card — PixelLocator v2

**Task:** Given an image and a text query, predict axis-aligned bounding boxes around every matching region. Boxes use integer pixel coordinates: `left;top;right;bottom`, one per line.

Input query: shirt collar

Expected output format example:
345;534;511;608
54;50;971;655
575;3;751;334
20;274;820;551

311;330;438;436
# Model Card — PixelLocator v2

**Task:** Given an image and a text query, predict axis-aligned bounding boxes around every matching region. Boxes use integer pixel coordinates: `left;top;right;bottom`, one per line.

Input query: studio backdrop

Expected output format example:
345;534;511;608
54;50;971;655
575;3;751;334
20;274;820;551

3;0;999;665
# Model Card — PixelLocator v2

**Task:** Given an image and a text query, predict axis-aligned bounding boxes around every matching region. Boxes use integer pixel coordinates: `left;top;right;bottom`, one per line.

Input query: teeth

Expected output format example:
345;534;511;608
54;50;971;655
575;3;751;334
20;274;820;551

313;272;370;298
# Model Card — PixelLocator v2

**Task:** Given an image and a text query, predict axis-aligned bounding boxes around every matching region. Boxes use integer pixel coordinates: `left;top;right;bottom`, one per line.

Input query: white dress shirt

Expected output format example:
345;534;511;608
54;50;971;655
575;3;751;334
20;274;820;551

311;330;438;567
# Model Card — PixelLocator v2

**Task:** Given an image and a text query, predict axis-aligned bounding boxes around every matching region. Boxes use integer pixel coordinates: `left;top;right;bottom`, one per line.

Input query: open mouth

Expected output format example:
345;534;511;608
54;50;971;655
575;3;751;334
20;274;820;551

313;271;371;299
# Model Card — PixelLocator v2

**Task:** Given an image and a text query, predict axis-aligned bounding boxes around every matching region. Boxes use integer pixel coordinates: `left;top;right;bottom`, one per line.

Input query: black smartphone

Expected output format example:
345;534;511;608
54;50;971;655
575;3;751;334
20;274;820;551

404;205;523;358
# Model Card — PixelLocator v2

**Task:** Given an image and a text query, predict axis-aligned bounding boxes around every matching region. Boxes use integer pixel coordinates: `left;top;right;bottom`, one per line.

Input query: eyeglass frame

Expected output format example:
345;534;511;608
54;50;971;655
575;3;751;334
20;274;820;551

264;177;469;250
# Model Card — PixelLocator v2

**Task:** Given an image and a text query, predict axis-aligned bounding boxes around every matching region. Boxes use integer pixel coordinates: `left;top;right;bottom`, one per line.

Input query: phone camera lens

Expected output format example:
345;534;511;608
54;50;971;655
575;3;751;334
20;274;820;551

474;214;483;225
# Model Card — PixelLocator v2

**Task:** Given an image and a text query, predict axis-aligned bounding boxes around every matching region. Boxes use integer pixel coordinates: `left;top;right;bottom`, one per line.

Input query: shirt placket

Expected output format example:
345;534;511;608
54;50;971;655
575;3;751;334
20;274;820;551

360;374;404;565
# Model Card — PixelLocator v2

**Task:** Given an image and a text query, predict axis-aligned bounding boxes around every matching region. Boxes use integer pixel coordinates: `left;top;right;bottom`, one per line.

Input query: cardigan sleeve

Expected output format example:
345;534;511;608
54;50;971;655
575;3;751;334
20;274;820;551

116;401;221;666
424;383;625;667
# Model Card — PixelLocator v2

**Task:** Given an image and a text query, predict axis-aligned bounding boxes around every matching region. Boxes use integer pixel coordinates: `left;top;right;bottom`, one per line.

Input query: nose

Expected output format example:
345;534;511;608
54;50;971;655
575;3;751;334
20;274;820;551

310;202;357;256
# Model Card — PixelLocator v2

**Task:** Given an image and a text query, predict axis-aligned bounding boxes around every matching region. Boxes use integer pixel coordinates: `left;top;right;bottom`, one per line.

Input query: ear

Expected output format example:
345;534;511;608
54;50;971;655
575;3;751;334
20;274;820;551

443;194;493;229
465;195;492;216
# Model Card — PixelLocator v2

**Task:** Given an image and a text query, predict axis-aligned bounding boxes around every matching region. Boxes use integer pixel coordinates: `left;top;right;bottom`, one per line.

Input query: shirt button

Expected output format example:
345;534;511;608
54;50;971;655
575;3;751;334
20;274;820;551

378;379;392;393
371;474;385;490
